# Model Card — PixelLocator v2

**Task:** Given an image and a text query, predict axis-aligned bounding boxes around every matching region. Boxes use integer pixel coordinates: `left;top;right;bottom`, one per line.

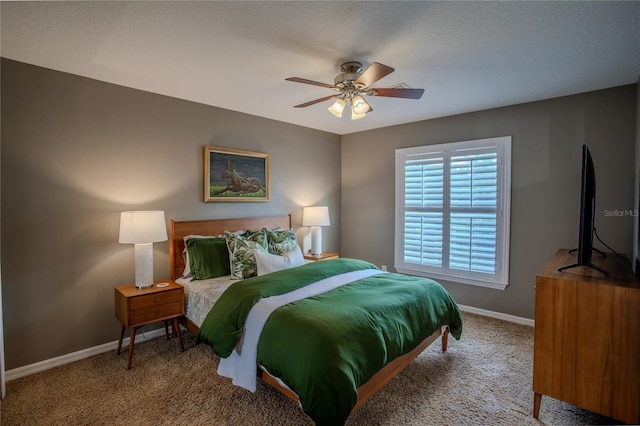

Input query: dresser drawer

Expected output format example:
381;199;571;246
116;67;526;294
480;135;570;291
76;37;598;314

129;301;183;324
129;289;182;311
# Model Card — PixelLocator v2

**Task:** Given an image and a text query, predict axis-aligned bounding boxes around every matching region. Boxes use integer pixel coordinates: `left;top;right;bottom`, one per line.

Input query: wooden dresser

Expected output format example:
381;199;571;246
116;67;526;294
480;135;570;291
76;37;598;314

533;249;640;423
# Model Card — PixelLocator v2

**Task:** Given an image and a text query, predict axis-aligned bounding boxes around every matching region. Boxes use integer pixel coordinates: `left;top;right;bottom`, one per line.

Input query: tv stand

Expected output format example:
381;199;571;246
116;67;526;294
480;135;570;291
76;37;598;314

533;249;640;424
558;248;609;276
557;261;609;276
567;247;606;257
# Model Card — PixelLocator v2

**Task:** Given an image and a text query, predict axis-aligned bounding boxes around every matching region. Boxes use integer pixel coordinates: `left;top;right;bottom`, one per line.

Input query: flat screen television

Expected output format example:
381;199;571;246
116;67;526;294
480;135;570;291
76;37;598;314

558;144;609;276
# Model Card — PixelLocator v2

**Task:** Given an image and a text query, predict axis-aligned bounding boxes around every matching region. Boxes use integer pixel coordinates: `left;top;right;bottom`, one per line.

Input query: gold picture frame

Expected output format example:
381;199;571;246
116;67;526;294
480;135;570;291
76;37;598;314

204;146;270;202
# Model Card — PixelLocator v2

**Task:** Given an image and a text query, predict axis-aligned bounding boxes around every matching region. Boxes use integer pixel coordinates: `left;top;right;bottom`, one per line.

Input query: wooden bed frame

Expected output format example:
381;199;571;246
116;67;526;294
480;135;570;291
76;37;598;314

169;215;449;414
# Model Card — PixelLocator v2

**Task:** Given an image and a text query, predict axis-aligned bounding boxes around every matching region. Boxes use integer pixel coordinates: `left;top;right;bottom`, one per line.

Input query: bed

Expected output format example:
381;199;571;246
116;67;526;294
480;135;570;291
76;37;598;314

169;215;462;425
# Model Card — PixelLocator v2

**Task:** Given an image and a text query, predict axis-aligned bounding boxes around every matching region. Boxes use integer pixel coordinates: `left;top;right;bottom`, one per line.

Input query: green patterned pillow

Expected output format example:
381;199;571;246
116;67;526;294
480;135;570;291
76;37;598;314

265;227;298;255
185;237;230;280
224;230;268;279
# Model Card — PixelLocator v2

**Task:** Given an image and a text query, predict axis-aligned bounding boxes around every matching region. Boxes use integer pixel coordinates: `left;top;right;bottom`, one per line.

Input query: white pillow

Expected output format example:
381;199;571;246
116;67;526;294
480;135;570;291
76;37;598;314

255;245;305;276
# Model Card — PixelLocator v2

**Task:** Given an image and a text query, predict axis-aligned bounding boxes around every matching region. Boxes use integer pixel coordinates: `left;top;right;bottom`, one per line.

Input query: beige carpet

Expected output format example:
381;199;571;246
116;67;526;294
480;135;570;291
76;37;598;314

1;313;621;425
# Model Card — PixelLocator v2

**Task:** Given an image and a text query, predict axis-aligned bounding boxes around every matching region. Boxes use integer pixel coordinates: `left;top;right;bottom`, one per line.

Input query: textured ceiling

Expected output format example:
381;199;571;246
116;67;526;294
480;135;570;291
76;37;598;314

1;1;639;135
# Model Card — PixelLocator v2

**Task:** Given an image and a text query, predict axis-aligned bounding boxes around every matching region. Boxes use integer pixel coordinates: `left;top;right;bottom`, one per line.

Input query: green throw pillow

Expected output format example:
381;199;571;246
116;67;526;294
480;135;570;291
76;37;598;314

265;227;298;255
224;229;268;279
185;237;230;280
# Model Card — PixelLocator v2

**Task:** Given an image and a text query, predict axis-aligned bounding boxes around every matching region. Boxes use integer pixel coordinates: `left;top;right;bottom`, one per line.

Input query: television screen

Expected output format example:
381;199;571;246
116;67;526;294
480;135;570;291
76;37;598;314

577;144;596;265
558;144;609;276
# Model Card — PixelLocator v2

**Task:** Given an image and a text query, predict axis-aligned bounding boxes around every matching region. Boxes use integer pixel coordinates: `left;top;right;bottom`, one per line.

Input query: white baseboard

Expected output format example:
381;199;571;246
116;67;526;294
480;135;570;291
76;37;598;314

5;328;166;382
6;306;532;382
457;304;534;327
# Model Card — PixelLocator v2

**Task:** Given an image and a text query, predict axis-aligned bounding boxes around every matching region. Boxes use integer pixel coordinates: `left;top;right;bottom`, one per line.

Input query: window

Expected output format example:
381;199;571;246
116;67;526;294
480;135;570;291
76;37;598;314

394;136;511;290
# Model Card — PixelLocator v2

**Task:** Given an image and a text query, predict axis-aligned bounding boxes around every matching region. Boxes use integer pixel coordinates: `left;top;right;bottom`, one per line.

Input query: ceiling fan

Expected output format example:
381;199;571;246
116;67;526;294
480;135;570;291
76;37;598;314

286;61;424;120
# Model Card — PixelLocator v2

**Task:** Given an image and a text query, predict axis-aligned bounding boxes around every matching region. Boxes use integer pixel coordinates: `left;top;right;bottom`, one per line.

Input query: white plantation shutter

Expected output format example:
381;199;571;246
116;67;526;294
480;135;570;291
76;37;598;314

404;153;444;267
395;137;511;289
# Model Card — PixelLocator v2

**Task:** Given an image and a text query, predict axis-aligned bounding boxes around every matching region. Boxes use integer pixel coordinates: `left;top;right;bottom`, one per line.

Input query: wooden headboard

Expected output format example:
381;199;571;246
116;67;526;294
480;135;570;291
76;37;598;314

168;215;292;280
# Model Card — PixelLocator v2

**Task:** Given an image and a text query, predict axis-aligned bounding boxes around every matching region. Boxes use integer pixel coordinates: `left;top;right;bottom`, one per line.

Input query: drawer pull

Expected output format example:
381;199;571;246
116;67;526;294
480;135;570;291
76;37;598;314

155;298;161;302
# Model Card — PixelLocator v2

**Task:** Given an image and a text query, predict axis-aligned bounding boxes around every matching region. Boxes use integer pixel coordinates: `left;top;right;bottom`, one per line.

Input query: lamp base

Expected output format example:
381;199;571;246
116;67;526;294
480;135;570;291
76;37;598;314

310;226;322;255
134;243;154;288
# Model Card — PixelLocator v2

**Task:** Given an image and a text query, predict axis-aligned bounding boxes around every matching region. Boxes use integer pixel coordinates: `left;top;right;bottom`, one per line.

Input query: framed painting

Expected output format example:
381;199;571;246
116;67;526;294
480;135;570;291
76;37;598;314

204;146;270;202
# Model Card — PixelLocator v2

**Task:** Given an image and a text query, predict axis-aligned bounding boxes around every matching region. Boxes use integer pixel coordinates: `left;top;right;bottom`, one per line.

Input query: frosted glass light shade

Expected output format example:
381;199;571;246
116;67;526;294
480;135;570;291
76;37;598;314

351;95;370;115
350;110;367;120
119;211;167;288
328;98;346;118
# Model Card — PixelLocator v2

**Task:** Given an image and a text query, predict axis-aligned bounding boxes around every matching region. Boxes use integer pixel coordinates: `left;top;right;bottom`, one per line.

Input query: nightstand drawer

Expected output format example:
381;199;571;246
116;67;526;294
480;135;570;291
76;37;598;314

129;301;183;324
129;289;182;311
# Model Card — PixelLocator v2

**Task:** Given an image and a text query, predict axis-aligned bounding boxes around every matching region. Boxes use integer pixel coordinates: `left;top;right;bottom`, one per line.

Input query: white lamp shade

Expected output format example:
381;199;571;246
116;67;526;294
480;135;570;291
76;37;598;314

119;211;168;244
302;206;330;227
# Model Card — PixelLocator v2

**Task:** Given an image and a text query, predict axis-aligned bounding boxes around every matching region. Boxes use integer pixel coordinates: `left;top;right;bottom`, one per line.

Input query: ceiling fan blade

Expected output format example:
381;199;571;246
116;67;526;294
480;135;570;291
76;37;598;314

355;62;395;87
293;95;337;108
286;77;336;90
371;88;425;99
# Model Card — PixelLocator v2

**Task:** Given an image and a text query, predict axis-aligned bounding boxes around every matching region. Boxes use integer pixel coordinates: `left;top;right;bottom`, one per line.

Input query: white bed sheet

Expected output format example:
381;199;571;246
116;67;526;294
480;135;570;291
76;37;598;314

175;275;235;327
177;269;317;403
176;259;314;328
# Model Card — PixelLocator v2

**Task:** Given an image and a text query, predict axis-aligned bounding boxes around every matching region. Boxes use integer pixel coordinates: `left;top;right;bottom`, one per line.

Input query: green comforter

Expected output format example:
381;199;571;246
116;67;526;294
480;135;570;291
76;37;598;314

198;258;462;425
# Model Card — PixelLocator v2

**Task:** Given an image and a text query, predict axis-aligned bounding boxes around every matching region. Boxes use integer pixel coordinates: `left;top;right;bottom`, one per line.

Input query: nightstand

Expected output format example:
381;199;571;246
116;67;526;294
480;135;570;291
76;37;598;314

303;252;340;261
115;280;185;369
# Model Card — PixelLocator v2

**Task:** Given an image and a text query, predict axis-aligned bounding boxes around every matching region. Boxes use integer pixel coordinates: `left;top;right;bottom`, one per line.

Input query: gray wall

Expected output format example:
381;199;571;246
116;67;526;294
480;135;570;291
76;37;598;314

2;57;637;370
1;59;341;369
341;85;637;319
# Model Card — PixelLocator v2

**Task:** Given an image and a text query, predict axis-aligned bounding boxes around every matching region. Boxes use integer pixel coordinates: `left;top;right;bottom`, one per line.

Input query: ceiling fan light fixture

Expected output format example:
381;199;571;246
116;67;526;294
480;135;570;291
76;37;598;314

287;61;423;120
328;98;346;118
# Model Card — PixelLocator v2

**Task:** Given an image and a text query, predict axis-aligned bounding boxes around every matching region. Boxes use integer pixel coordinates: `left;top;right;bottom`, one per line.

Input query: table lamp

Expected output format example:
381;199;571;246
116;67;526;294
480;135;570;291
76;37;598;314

302;206;330;255
119;210;168;288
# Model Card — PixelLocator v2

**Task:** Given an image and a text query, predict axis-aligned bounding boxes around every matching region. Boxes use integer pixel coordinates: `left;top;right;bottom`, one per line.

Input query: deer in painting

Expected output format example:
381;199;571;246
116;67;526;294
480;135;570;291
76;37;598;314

214;159;265;195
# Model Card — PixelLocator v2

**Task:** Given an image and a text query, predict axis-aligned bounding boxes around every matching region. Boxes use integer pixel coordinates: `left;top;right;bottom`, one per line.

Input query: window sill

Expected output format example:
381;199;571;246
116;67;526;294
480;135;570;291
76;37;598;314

395;267;509;290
